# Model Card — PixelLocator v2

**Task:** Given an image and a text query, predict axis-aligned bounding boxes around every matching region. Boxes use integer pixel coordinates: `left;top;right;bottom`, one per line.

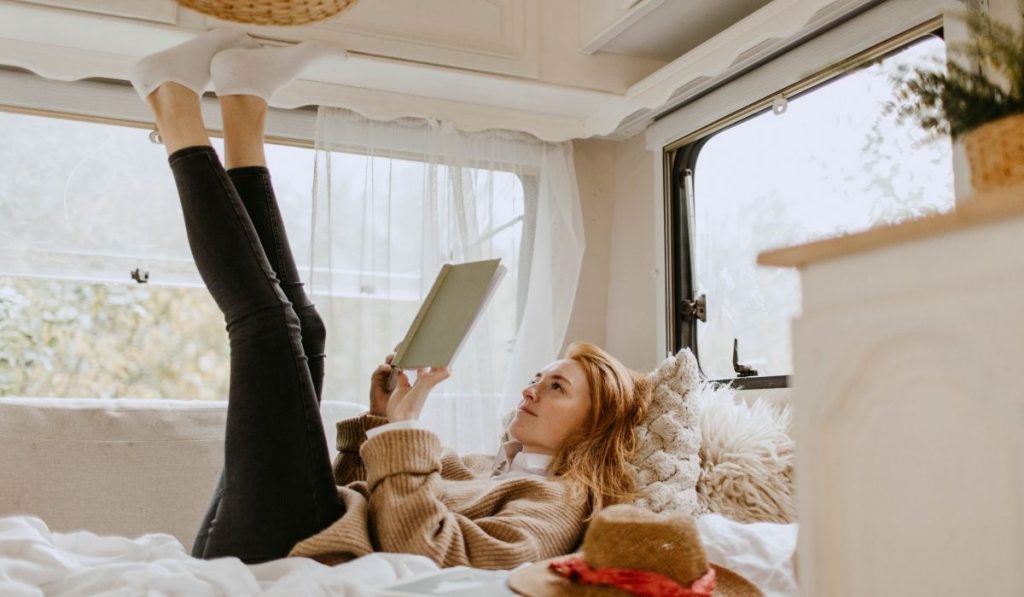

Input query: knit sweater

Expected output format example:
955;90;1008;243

289;414;590;570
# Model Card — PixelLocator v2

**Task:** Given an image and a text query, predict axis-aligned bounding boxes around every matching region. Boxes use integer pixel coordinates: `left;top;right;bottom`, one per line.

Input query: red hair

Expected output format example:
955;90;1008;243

550;342;650;517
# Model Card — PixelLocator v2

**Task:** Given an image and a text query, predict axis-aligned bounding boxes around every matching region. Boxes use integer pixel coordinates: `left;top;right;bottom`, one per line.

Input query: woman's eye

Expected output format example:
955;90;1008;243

552;382;562;391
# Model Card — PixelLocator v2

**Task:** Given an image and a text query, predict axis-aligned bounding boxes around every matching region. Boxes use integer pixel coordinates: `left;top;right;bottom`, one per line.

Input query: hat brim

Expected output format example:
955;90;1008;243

507;557;763;597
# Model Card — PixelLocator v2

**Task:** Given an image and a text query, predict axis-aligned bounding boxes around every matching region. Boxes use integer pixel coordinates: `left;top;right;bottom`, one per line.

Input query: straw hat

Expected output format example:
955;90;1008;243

508;505;762;597
175;0;359;26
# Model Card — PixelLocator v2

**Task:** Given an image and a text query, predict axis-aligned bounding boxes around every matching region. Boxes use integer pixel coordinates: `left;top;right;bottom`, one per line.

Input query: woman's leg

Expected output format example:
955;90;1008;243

219;95;327;401
191;95;330;560
147;83;342;563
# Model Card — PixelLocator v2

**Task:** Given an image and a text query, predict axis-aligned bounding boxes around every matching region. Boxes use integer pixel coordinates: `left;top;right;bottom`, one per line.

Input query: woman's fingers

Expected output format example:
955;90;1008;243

420;366;450;383
371;364;393;389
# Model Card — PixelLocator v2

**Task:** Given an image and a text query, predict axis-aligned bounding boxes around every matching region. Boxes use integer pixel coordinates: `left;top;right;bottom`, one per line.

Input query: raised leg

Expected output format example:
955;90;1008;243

146;82;211;155
147;83;342;563
220;94;327;401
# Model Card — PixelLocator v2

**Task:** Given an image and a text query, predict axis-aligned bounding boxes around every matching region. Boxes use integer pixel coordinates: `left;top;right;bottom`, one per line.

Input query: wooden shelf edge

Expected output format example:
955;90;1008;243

758;190;1024;269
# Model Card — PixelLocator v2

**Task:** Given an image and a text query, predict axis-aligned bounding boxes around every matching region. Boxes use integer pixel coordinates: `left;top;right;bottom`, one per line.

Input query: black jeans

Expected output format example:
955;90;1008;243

168;146;343;563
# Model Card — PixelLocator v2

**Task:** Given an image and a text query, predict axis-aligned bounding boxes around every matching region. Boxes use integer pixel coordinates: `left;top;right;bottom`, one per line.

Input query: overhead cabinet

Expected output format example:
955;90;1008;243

17;0;178;23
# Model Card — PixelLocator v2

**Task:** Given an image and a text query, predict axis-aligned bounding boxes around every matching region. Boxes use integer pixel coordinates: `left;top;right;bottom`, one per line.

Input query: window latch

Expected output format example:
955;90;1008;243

680;294;706;322
733;338;758;377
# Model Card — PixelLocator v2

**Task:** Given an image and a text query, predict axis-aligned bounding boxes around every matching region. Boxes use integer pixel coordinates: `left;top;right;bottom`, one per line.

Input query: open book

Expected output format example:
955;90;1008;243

387;259;506;389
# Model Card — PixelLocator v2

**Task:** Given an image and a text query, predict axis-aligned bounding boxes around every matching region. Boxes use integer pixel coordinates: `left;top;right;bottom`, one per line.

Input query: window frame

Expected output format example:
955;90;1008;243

663;21;947;389
0;73;536;305
0;72;537;401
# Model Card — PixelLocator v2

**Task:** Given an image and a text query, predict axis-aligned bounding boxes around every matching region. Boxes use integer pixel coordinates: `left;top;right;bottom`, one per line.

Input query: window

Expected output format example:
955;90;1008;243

306;148;528;405
667;34;955;384
0;107;527;404
0;109;243;399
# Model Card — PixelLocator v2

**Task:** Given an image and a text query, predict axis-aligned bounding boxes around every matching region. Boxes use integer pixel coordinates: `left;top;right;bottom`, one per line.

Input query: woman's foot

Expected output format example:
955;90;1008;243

211;41;348;102
129;28;259;100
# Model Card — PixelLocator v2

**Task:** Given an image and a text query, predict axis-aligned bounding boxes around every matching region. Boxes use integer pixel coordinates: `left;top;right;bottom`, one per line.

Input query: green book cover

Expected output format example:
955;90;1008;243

392;258;506;369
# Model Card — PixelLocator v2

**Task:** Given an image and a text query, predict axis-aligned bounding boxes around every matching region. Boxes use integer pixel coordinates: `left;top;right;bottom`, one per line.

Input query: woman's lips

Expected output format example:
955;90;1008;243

518;406;537;416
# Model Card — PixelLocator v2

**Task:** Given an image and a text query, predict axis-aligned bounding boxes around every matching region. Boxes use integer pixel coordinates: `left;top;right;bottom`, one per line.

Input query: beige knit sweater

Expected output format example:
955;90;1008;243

289;414;589;570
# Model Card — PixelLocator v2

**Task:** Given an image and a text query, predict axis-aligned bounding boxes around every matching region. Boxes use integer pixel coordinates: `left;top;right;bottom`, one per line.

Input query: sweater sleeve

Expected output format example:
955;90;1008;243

332;413;390;486
360;428;586;569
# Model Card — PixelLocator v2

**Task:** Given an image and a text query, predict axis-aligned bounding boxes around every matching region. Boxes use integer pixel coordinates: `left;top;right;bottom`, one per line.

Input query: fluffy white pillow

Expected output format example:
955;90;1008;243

629;349;702;515
694;381;795;523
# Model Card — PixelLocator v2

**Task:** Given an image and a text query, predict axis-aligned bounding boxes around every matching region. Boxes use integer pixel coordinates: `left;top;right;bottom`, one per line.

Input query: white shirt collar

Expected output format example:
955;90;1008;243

492;440;553;479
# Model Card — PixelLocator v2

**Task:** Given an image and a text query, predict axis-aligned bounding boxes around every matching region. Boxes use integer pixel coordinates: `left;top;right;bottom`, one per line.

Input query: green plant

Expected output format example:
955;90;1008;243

891;1;1024;139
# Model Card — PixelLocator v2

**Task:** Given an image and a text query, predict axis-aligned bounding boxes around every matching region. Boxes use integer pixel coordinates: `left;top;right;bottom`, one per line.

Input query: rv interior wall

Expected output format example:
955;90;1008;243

564;139;615;351
567;133;660;373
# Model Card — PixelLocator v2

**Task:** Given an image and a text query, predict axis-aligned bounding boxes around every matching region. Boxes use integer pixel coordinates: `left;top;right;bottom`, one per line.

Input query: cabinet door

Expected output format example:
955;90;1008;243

18;0;177;24
793;277;1024;596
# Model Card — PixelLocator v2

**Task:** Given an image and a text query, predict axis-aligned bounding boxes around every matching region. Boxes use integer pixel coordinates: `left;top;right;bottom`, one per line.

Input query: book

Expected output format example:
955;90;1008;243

386;258;506;390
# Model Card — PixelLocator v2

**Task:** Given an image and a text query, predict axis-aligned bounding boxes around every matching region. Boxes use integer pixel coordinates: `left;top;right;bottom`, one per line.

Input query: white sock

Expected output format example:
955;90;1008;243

211;41;348;102
129;28;258;100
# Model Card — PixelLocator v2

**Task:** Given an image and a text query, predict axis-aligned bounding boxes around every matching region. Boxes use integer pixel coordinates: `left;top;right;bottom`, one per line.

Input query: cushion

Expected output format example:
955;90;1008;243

629;349;702;515
694;381;795;523
0;397;366;550
0;397;227;550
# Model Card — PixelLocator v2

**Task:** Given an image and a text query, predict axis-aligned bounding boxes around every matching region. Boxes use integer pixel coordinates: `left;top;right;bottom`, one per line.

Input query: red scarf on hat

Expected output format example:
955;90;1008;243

550;556;717;597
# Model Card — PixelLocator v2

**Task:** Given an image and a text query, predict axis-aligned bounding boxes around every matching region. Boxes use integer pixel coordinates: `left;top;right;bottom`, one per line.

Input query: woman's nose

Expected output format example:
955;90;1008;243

522;386;536;401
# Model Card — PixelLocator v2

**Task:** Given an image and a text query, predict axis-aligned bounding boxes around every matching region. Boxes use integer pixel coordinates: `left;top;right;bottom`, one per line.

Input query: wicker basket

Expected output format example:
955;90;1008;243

963;112;1024;198
175;0;358;26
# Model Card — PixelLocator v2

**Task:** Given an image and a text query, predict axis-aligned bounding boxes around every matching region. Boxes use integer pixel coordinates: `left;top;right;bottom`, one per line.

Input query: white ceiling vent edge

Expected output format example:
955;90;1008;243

586;0;880;139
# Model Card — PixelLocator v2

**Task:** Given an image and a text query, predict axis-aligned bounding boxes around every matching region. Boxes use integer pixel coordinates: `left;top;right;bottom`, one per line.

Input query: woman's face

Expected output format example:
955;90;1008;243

509;358;592;454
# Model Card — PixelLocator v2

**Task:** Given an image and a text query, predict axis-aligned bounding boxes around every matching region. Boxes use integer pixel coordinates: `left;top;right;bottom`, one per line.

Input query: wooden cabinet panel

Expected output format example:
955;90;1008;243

785;210;1024;595
204;0;540;79
17;0;177;24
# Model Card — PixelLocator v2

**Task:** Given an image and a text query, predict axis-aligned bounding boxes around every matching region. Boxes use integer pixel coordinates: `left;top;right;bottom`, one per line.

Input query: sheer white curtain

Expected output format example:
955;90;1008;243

310;107;585;454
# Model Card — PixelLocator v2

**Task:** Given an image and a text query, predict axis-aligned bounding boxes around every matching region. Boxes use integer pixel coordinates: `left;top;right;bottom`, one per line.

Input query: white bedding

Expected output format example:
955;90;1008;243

0;516;438;596
0;515;798;596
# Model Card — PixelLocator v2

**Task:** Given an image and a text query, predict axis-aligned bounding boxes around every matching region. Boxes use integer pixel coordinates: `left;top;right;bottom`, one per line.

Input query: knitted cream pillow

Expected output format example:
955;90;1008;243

693;380;795;523
629;349;702;515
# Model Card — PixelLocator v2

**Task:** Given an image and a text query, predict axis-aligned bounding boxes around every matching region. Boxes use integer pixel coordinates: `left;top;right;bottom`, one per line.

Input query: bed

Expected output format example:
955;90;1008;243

0;397;797;596
0;513;796;596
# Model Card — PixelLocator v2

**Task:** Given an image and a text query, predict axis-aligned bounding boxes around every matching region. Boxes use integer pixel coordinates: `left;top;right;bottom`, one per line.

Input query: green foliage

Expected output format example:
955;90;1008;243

0;276;229;400
891;1;1024;138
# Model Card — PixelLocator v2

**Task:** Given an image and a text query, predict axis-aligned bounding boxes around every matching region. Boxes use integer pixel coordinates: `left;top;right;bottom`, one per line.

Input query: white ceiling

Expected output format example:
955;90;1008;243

0;0;880;141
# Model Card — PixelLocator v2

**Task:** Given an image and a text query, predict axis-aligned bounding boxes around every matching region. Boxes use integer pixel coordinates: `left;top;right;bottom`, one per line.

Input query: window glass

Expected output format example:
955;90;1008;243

690;36;954;379
309;152;525;404
0;110;524;401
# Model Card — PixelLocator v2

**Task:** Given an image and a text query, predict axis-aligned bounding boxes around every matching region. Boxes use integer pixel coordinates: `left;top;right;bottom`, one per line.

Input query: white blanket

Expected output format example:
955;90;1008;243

0;516;438;596
697;514;799;597
0;515;798;596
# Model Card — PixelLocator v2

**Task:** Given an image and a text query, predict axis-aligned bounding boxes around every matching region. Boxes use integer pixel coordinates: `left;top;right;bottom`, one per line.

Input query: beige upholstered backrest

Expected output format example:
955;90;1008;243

0;397;365;550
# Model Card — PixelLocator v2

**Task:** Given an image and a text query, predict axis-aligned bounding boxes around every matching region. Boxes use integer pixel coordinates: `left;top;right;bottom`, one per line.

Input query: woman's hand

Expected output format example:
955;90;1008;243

368;351;397;417
386;367;451;422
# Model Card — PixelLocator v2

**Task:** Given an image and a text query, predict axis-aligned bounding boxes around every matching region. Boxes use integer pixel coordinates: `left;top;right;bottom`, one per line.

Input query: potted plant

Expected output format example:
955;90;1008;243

891;1;1024;199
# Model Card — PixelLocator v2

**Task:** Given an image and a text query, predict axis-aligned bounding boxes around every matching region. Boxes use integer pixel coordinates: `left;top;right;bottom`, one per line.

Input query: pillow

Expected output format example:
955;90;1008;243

628;349;702;515
694;381;795;523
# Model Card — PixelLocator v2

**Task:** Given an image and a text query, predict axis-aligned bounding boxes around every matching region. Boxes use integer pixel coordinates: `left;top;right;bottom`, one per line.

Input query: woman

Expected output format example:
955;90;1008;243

130;29;649;570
